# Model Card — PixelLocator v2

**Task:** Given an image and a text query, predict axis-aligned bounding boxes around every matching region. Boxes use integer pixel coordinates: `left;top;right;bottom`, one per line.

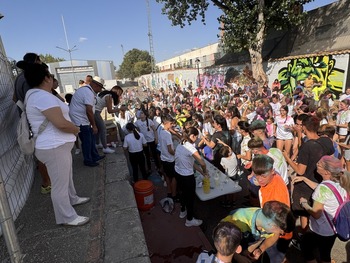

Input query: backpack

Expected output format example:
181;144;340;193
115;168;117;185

16;91;48;155
322;182;350;241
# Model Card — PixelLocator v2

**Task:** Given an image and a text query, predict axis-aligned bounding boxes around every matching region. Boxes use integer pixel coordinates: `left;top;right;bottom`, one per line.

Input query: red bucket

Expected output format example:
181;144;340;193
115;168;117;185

133;180;154;211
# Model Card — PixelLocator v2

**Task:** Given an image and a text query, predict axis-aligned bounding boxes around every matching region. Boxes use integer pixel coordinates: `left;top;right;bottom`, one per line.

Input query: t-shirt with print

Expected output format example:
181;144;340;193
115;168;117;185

222;208;273;250
275;115;294;140
95;94;111;111
268;148;289;184
310;180;348;236
336;109;350;136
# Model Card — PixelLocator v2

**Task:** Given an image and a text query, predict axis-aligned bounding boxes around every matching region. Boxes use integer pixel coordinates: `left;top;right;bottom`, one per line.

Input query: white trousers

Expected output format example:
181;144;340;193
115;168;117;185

35;142;79;224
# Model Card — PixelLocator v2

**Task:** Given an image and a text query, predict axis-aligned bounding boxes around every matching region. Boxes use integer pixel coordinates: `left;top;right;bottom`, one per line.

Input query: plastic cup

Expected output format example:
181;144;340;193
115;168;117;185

203;177;210;194
214;173;220;187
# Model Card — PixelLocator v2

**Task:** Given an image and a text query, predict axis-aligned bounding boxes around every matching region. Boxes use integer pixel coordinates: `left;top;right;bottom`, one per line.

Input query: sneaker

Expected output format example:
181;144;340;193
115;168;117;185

74;149;81;155
185;218;202;227
111;142;117;148
64;216;90;226
179;210;187;219
73;197;90;206
103;147;115;154
41;185;51;194
95;143;103;149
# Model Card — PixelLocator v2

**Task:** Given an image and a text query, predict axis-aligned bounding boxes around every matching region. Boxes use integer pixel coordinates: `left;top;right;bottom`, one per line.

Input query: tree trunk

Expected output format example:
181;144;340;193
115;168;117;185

249;48;268;86
249;0;268;88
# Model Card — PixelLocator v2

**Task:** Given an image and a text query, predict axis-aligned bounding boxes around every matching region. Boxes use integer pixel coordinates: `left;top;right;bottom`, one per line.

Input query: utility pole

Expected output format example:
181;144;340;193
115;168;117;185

146;0;156;89
121;44;125;58
195;58;200;88
56;15;78;91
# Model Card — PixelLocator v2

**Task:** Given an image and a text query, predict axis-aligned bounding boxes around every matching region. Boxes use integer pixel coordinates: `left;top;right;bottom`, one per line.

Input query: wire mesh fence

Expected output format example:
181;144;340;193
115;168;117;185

0;50;34;261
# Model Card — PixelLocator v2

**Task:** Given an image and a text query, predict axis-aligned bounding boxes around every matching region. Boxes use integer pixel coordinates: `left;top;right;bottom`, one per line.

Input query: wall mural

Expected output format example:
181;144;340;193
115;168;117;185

139;55;346;99
278;55;345;99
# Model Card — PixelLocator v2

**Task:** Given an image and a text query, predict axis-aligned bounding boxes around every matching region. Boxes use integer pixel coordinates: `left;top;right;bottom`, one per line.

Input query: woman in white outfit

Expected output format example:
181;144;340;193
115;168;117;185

21;62;90;226
275;105;294;158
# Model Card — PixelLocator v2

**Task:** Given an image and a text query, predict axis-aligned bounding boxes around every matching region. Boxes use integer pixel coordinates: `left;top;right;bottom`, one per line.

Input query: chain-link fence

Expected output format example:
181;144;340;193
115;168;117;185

0;50;34;261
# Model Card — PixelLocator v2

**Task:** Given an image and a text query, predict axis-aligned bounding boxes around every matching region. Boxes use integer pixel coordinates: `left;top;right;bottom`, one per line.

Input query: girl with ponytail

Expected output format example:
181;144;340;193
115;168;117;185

175;126;208;227
123;123;147;182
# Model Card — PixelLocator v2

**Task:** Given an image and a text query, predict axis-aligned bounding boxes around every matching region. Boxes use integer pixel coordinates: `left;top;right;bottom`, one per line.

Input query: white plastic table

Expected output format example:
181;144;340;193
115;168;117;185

195;160;242;201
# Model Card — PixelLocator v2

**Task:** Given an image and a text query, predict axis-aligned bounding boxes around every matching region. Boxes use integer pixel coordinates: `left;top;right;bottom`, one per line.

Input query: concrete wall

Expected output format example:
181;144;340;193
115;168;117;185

156;43;220;71
48;60;115;93
140;53;350;98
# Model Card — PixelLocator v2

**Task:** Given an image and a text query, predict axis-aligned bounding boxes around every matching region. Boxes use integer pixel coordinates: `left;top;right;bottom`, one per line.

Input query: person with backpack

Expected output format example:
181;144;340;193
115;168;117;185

19;61;90;226
292;155;350;263
13;53;52;194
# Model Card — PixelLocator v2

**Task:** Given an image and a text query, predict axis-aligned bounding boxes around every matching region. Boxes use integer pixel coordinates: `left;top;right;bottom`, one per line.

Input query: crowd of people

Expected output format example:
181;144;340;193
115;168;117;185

13;52;350;262
116;78;350;262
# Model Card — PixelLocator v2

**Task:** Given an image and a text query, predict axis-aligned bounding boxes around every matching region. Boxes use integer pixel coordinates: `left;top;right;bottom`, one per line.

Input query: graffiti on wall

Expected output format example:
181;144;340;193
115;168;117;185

139;55;346;97
278;55;344;98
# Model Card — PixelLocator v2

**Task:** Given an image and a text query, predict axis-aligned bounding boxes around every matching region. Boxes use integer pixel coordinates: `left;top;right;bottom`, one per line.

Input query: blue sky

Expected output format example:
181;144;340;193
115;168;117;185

0;0;337;68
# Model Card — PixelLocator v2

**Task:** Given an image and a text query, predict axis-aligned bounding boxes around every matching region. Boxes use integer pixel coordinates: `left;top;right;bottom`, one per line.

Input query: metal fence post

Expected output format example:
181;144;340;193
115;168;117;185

0;178;24;263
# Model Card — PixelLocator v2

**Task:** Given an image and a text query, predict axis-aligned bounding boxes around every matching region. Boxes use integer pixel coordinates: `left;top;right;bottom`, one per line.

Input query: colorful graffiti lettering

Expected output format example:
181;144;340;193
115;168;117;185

278;55;344;99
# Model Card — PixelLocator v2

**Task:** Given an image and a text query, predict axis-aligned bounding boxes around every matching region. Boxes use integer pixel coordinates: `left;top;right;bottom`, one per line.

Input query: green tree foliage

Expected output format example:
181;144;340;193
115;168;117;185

117;49;154;79
39;54;65;63
156;0;313;85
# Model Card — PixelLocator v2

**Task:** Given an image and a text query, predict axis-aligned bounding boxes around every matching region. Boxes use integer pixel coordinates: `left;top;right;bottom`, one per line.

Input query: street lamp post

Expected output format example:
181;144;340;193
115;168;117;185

56;15;78;91
195;58;200;88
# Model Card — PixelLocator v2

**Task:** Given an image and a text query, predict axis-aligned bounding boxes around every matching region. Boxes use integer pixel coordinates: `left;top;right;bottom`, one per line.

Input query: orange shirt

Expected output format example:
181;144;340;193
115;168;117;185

259;174;292;240
259;173;290;207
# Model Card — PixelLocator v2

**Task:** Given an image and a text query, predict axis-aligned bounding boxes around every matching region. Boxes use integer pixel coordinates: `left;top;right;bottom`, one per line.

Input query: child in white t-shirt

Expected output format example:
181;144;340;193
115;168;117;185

219;146;238;178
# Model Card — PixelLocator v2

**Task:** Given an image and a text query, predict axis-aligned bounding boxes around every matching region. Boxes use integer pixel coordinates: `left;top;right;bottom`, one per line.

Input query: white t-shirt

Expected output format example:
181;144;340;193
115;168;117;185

336;109;350;136
275;115;294;140
95;94;111;111
175;141;197;176
123;132;146;153
153;116;161;127
310;180;348;236
267;148;289;185
135;118;156;142
270;102;281;117
26;89;76;150
159;129;175;162
220;154;238;177
69;85;95;126
203;122;215;135
240;135;251;165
